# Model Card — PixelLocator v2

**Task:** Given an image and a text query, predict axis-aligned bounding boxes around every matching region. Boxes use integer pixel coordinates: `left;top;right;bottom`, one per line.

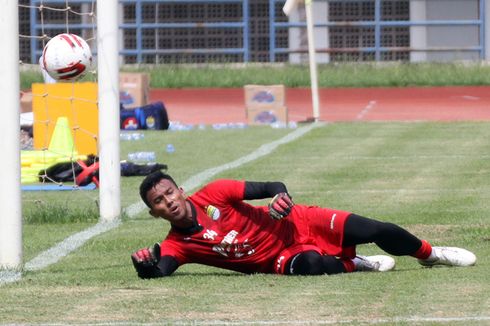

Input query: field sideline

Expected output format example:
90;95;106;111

1;120;489;324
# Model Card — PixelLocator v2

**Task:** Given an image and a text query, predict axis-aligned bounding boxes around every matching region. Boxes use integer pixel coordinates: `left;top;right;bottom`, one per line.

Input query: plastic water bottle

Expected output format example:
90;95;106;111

131;132;145;140
288;121;298;129
128;151;156;163
270;122;287;129
166;144;175;154
120;132;132;141
120;132;144;140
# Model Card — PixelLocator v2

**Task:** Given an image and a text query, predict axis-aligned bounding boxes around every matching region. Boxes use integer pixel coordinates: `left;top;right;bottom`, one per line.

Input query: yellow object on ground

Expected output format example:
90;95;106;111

21;116;87;184
32;82;98;156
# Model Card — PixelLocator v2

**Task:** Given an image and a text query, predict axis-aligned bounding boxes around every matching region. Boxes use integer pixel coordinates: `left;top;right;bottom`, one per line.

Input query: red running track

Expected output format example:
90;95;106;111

150;86;490;124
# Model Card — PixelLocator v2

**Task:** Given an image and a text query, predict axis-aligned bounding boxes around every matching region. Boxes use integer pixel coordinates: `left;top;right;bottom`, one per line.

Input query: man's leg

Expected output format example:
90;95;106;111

343;214;423;256
286;250;393;275
285;250;347;275
343;214;476;267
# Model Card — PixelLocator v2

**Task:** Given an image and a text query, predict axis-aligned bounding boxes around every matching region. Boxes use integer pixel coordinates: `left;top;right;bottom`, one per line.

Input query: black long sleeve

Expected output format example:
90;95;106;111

244;181;288;200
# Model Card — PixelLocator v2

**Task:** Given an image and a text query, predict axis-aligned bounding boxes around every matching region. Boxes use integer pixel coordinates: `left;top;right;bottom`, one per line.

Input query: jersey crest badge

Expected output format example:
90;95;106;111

205;205;220;220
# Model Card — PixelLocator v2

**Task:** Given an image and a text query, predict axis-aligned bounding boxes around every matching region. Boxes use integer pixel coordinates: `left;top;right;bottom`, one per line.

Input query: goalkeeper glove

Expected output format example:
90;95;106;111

269;192;294;220
131;243;161;278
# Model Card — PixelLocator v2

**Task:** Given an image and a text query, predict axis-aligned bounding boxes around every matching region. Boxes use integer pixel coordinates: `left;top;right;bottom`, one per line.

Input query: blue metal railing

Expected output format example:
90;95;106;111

30;0;250;63
118;0;249;63
270;0;486;62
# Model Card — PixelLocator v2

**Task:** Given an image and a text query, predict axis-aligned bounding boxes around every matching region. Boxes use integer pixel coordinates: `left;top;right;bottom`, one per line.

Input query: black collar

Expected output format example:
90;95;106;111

171;201;203;235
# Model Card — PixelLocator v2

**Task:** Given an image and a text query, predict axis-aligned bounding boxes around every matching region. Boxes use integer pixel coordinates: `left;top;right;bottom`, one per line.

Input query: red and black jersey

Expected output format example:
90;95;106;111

160;179;354;274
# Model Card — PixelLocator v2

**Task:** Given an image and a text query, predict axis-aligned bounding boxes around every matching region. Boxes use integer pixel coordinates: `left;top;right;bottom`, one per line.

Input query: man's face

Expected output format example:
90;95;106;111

145;179;190;226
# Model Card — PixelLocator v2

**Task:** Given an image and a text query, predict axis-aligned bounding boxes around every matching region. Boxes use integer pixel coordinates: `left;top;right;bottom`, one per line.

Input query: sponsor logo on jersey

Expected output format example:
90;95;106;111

212;230;255;258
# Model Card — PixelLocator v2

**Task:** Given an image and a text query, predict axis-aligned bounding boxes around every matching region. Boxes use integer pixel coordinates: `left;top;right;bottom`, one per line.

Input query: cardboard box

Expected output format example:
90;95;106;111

119;72;150;108
20;91;33;113
244;84;285;108
246;106;288;125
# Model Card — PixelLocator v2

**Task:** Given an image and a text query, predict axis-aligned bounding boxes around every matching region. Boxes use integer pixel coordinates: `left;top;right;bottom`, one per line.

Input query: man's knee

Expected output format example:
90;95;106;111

288;250;346;275
288;251;325;275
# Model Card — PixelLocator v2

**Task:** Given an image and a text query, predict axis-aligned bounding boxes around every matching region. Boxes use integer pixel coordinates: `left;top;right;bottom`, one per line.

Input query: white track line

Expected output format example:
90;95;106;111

0;122;322;285
356;100;377;120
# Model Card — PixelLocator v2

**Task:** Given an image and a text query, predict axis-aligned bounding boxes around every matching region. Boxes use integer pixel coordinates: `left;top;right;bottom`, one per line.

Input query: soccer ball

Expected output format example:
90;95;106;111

41;33;93;82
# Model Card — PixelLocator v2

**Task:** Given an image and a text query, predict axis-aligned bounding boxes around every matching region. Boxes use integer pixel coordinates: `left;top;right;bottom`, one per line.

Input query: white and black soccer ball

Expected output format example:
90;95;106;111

41;33;93;82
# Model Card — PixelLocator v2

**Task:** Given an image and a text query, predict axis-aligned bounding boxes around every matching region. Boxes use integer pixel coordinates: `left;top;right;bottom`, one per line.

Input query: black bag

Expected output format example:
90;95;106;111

39;155;167;187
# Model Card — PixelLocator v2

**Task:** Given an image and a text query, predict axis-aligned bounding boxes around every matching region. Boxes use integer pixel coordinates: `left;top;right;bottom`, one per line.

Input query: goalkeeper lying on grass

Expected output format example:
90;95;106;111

131;171;476;278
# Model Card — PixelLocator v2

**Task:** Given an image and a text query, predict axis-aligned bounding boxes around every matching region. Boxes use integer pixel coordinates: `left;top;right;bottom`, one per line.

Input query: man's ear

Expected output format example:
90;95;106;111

179;187;187;198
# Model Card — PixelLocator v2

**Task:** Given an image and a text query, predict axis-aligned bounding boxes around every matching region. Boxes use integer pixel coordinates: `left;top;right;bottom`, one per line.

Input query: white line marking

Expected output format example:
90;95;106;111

356;100;377;120
24;220;121;271
0;123;322;285
449;95;480;101
462;95;480;101
0;270;21;285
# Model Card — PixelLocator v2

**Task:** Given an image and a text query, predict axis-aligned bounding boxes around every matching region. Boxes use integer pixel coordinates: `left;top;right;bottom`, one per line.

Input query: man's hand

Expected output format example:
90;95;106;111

268;192;294;220
131;243;161;270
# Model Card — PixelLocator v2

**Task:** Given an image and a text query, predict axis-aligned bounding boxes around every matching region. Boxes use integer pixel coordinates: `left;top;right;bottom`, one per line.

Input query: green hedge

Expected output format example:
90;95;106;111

21;62;490;90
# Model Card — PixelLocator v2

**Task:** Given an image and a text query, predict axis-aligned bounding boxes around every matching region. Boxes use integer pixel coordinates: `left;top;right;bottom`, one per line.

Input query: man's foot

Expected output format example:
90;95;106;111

418;247;476;267
354;255;395;272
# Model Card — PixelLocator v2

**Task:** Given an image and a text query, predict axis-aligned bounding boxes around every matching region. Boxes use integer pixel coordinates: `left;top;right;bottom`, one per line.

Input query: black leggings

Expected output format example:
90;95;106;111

286;214;422;275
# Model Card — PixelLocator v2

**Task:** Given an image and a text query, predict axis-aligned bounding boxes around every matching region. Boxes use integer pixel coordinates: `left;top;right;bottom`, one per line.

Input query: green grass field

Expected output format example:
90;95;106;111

2;122;489;324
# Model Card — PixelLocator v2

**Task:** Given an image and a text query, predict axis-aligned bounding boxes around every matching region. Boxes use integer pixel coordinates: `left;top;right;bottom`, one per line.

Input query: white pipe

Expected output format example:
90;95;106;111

0;0;22;270
97;0;121;222
283;0;300;16
305;0;321;121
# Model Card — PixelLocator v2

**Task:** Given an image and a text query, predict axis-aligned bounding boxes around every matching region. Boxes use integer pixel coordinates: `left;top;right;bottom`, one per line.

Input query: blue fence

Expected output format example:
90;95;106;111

29;0;486;64
118;0;250;63
269;0;486;62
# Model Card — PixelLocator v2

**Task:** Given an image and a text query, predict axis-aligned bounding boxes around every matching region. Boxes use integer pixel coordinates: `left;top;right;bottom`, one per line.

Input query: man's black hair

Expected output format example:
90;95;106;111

139;171;178;208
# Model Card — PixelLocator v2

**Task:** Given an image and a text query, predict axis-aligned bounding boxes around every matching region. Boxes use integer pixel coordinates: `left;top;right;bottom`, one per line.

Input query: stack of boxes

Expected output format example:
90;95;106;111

244;84;288;125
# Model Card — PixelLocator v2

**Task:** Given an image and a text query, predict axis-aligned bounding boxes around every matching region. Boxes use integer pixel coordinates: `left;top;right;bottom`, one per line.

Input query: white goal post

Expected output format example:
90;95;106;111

0;0;22;270
97;0;121;222
0;0;121;272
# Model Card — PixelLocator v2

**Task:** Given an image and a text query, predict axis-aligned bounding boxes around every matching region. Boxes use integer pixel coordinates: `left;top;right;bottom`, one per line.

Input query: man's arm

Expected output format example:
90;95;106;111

244;181;288;200
131;243;179;279
244;181;294;220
